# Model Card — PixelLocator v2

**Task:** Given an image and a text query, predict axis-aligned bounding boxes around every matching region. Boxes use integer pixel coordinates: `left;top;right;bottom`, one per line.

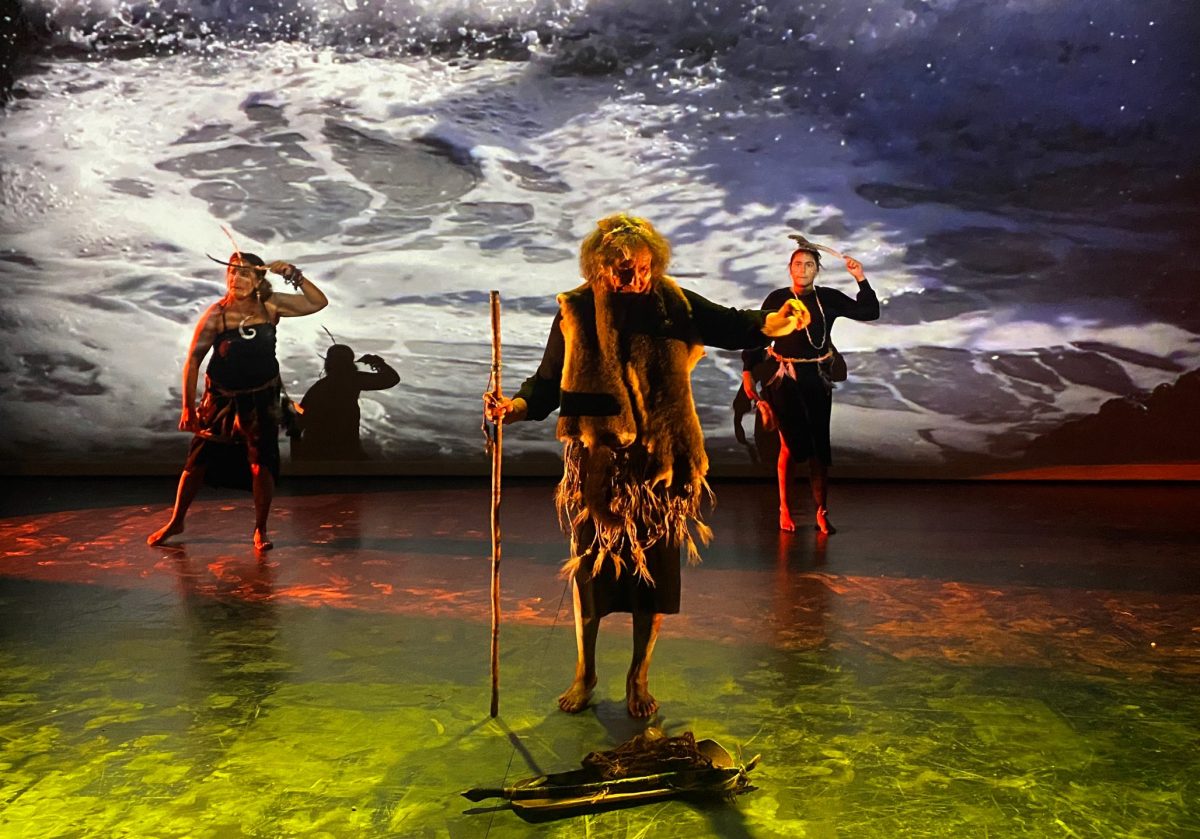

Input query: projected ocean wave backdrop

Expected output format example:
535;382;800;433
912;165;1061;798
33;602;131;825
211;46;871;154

1;0;1197;476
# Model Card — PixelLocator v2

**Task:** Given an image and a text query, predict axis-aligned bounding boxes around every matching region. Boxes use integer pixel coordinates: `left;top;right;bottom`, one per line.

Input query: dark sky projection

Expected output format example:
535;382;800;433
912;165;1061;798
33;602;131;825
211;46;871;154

1;0;1197;477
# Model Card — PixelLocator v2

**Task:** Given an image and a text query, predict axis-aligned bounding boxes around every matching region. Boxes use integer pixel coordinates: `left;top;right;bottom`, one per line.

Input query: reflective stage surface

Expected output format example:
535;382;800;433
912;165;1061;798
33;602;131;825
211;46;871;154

2;478;1198;837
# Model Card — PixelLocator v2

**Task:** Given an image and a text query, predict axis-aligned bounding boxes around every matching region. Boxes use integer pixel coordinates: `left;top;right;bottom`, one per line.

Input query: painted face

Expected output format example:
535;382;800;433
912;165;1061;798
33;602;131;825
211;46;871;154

789;250;819;294
603;248;653;294
225;262;260;299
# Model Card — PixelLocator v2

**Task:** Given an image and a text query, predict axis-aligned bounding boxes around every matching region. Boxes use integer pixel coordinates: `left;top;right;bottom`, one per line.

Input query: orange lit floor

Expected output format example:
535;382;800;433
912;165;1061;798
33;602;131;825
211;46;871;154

1;477;1198;837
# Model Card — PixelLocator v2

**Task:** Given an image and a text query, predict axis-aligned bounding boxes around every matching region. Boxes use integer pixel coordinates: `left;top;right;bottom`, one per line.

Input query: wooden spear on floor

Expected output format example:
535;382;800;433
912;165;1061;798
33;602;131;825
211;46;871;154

486;290;503;718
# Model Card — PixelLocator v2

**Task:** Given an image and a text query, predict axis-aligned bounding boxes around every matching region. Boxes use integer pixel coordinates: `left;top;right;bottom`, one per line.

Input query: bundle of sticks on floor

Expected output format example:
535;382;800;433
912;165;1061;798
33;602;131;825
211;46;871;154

464;728;759;818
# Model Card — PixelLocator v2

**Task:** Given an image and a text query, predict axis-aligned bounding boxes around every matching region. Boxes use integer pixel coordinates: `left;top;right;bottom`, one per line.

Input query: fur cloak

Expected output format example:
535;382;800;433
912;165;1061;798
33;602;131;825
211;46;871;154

554;276;713;582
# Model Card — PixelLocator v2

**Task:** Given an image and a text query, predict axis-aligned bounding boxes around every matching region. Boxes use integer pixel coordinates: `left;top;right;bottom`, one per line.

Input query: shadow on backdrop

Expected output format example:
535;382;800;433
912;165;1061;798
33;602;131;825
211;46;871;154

290;344;400;462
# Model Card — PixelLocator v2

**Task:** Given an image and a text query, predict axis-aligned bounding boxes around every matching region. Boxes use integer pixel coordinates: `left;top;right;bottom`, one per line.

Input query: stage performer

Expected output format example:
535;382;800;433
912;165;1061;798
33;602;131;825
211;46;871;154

485;213;807;718
148;251;328;551
741;236;879;535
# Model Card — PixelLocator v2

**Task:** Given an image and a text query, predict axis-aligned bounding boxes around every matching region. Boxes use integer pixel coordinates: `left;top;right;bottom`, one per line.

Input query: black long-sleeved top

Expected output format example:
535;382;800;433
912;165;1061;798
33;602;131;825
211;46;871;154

515;287;770;421
742;281;879;369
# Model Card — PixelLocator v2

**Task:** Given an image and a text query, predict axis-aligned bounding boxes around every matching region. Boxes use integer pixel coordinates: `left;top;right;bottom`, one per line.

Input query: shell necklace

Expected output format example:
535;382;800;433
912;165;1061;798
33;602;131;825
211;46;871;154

792;286;828;351
226;300;260;340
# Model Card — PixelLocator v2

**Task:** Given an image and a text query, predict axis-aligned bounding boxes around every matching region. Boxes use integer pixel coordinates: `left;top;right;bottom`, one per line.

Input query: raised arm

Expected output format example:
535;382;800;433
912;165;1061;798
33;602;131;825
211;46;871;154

355;354;401;391
266;261;328;318
837;256;880;321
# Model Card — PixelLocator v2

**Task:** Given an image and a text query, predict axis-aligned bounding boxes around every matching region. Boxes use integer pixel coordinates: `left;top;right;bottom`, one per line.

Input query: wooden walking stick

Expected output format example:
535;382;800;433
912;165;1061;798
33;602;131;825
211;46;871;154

486;290;503;717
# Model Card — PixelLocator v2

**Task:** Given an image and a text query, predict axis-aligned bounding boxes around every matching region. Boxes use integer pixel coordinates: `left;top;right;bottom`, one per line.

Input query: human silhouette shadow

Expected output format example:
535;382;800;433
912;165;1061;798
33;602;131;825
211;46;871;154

290;344;400;461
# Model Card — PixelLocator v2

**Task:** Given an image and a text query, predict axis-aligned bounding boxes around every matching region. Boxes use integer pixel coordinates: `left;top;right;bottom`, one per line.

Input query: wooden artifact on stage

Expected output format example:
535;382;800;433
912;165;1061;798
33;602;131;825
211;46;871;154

485;290;503;718
463;728;759;820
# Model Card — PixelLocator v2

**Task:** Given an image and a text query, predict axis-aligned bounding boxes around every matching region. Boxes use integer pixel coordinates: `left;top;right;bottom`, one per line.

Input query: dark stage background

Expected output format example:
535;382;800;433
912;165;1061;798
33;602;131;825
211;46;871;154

1;0;1198;478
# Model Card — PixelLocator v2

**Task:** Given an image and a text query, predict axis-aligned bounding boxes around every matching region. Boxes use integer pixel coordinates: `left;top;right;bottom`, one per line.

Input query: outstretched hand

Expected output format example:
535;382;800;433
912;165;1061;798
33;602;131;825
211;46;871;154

763;297;811;337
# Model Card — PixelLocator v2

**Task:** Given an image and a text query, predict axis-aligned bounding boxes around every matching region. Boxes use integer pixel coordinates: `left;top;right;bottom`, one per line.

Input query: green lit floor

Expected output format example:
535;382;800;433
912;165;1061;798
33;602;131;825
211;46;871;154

1;478;1198;837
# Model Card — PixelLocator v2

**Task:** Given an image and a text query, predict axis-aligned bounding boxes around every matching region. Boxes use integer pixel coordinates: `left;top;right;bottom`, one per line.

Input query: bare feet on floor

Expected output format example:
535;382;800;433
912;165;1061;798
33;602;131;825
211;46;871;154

815;506;836;535
147;520;183;546
557;678;595;713
253;529;274;552
779;509;796;532
626;679;658;718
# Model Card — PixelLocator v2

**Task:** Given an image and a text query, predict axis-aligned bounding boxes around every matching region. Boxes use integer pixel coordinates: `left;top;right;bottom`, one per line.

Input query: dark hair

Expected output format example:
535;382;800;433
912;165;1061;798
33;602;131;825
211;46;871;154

231;251;265;267
324;344;356;374
790;248;822;270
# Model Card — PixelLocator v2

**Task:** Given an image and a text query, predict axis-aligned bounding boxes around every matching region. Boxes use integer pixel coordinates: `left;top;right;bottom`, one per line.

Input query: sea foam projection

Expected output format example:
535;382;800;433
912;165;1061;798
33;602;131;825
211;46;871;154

2;0;1197;474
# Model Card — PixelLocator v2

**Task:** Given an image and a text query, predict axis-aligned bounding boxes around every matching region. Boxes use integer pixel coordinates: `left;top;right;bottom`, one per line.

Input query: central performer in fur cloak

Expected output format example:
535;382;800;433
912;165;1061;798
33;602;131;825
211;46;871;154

487;214;807;717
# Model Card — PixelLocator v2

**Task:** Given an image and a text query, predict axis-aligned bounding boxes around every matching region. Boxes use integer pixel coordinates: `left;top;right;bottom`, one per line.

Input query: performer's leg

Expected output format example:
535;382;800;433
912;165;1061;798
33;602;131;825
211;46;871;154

809;457;836;535
251;463;274;551
627;610;663;718
777;434;796;532
558;579;599;713
147;467;205;545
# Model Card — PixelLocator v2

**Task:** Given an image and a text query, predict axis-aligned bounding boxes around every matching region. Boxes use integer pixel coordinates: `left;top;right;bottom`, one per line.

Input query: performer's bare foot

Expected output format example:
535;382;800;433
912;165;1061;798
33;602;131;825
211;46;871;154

815;506;836;535
557;678;595;713
147;520;184;546
779;508;796;532
626;678;658;718
253;529;273;552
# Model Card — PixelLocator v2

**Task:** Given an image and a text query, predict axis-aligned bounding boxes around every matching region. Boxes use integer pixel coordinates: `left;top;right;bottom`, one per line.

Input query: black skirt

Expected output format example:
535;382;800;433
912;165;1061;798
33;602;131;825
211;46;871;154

572;527;682;618
761;365;833;466
184;378;281;491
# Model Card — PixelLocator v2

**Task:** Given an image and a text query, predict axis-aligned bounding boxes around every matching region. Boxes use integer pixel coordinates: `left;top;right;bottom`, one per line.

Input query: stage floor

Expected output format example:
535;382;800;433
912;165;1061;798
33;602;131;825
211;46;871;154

1;477;1198;837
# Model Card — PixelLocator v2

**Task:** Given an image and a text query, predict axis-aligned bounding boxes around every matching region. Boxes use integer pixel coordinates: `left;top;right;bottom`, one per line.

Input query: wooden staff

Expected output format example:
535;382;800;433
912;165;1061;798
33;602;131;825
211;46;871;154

488;290;503;717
